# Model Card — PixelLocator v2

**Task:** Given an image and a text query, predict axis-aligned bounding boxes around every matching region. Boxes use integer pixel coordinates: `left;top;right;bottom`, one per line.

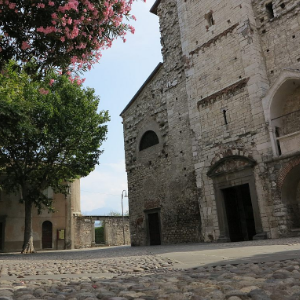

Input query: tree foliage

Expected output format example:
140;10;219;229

0;0;139;75
0;61;110;253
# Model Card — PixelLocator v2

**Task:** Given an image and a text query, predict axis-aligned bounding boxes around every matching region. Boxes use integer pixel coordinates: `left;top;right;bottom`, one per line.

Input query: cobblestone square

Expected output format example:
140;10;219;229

1;238;300;299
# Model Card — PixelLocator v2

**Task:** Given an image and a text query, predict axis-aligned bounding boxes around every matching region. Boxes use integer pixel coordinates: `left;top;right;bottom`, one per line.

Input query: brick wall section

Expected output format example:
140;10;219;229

277;156;300;189
266;153;300;235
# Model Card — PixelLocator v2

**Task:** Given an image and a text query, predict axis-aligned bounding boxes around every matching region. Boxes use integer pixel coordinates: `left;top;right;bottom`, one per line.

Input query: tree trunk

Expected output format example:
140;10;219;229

21;194;36;254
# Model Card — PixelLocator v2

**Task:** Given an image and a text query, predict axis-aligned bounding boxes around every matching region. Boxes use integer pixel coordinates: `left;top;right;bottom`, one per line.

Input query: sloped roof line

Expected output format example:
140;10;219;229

120;62;163;117
150;0;161;15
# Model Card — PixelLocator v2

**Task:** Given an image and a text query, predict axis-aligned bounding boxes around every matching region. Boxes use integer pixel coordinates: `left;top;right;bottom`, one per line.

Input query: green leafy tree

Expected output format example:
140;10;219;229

108;210;129;216
0;61;109;253
108;211;121;216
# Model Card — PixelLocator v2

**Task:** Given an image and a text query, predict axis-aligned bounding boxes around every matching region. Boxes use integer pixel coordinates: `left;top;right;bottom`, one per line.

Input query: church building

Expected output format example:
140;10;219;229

121;0;300;246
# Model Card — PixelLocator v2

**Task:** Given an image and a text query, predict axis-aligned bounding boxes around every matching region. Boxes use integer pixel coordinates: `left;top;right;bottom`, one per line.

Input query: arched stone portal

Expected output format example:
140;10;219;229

42;221;53;249
263;70;300;156
208;156;266;242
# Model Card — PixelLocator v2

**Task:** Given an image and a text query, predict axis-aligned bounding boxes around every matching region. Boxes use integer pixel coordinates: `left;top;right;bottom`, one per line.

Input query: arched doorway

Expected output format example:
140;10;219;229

207;155;266;242
42;221;53;249
281;164;300;230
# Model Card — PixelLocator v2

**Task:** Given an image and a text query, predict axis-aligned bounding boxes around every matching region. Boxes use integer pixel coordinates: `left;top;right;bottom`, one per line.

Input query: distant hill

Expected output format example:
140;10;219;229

82;207;122;216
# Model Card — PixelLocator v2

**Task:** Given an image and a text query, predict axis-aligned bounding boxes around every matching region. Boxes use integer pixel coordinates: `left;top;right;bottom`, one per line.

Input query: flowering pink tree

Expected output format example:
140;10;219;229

0;0;140;75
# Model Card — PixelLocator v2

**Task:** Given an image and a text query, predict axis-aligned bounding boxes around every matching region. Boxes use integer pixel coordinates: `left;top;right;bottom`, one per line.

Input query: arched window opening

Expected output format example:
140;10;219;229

269;80;300;156
139;131;159;151
42;221;53;249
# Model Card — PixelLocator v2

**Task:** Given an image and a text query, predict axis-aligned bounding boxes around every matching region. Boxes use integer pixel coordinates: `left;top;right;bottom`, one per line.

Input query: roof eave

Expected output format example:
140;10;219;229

120;62;163;117
150;0;161;15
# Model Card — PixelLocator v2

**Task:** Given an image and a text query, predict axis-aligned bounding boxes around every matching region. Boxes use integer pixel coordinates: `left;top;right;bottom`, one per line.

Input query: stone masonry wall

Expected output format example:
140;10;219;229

265;153;300;236
253;0;300;85
122;0;201;246
175;0;274;241
74;216;93;249
104;217;130;246
281;87;300;135
122;0;300;244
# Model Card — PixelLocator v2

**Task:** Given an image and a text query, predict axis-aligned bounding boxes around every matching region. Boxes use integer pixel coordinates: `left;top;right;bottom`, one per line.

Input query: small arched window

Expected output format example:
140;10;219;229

139;131;159;151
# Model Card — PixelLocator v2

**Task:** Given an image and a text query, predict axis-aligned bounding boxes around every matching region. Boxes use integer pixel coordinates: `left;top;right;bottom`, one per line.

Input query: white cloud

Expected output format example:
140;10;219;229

79;0;160;216
80;160;128;214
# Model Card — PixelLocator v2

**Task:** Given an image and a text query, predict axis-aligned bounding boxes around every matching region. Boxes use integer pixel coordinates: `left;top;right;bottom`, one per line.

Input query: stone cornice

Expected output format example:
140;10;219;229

190;23;239;56
197;77;249;109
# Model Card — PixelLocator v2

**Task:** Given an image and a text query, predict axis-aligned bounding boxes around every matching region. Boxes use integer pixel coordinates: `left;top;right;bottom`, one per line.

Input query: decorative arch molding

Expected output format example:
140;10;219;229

262;69;300;120
207;155;257;178
262;69;300;156
277;156;300;190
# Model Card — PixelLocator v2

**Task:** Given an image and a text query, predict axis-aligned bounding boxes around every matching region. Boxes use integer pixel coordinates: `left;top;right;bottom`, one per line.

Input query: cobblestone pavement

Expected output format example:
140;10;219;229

1;238;300;300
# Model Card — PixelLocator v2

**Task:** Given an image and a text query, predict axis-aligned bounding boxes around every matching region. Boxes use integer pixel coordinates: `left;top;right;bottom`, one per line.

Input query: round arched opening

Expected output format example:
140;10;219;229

270;79;300;156
42;221;53;249
281;164;300;229
139;131;159;151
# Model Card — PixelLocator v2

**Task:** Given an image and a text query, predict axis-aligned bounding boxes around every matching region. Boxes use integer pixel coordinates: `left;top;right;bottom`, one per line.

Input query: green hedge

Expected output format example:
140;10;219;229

95;227;104;244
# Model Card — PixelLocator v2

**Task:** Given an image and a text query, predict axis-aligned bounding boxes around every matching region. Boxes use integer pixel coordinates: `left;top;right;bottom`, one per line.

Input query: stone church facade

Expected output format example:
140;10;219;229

121;0;300;246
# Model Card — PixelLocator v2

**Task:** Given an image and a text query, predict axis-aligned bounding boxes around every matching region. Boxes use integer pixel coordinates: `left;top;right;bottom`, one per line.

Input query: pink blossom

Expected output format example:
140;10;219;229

49;79;55;86
21;41;30;50
128;25;135;34
8;3;16;9
39;88;49;95
37;26;57;34
0;0;140;78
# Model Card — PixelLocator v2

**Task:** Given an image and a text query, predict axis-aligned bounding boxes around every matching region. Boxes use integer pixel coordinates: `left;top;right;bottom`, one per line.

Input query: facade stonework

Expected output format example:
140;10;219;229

121;0;300;245
104;217;130;246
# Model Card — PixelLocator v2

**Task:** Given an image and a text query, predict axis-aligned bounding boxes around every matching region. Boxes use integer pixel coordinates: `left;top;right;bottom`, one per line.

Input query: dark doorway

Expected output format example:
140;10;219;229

42;221;53;249
148;212;161;245
0;222;3;251
222;184;256;242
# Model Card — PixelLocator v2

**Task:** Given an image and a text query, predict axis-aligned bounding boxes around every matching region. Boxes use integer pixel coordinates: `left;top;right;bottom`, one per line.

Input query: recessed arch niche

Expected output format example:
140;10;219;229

139;130;159;151
263;70;300;156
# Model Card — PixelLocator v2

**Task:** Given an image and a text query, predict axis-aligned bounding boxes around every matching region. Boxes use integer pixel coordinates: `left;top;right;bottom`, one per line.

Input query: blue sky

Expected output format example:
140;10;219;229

81;0;162;215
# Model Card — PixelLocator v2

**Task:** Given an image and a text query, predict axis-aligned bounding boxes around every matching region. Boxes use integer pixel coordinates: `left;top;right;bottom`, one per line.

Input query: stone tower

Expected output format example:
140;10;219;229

121;0;300;245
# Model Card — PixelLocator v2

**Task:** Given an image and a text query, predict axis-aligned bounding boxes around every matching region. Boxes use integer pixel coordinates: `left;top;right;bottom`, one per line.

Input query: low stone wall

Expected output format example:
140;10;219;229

104;217;130;246
74;216;93;249
74;216;130;248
